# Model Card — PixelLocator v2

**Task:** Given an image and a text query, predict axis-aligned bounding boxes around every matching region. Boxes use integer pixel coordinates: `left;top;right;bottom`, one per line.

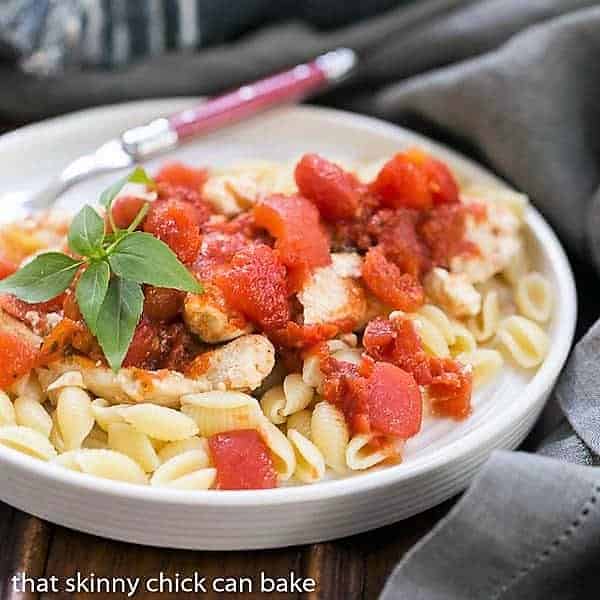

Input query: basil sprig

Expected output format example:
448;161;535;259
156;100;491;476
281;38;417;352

0;168;202;371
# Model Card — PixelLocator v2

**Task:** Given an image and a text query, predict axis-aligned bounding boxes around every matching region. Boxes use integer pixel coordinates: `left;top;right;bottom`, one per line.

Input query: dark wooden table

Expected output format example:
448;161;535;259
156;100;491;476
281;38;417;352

0;499;452;600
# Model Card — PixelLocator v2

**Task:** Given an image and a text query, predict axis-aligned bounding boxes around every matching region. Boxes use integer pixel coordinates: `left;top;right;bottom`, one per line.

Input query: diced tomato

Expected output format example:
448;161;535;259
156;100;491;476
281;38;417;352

253;195;331;285
193;231;257;281
362;246;424;312
110;196;148;230
373;209;431;278
62;289;82;321
122;319;161;369
405;149;460;205
371;153;432;210
155;162;208;192
362;362;422;437
143;198;202;264
0;257;17;280
215;244;290;331
143;286;185;322
0;293;66;323
209;429;277;490
294;153;362;220
0;330;39;389
270;320;350;349
428;358;472;419
418;204;468;268
363;316;432;385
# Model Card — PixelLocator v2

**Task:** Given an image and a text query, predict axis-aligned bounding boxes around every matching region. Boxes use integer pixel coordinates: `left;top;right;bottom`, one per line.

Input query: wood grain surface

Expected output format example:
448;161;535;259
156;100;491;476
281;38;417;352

0;500;453;600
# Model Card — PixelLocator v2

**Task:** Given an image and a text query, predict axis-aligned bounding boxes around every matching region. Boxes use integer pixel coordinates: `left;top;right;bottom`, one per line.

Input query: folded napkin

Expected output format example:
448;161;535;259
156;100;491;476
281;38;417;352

2;1;600;598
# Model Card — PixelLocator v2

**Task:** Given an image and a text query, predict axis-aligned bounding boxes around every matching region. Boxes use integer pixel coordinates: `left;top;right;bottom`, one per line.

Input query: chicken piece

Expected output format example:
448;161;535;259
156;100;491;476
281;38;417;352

424;267;481;318
297;254;367;327
187;334;275;392
184;285;253;344
37;335;276;407
451;201;521;284
201;173;262;216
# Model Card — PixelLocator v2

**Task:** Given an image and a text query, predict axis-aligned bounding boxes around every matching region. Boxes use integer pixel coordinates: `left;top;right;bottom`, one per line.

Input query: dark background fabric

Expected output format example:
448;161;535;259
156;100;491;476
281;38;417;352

2;1;600;598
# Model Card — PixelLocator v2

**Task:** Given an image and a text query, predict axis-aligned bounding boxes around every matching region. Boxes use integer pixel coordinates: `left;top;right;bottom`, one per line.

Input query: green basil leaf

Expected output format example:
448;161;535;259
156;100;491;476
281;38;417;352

68;205;105;256
0;253;81;303
108;232;202;293
99;167;155;208
95;277;143;371
76;261;110;335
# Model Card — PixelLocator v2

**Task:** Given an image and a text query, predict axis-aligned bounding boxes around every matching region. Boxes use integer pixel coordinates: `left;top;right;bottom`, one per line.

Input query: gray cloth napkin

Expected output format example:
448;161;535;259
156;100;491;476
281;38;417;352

2;1;600;598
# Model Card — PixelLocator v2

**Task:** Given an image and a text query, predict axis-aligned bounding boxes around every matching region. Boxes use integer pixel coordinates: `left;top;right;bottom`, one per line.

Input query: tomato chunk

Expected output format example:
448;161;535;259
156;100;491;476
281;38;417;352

0;257;17;280
294;153;362;220
371;153;432;210
363;362;422;437
155;162;208;191
0;293;66;323
362;246;424;312
0;330;39;389
110;196;148;230
143;198;202;264
143;286;184;322
209;429;277;490
215;244;290;331
428;358;472;419
122;319;161;369
253;194;330;285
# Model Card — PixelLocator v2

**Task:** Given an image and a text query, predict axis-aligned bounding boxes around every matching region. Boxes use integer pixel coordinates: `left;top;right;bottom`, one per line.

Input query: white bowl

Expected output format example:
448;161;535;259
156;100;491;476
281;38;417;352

0;100;576;549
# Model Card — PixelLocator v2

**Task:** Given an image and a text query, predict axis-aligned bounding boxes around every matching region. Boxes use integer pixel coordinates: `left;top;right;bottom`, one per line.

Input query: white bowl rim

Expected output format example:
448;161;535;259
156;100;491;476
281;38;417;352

0;101;577;507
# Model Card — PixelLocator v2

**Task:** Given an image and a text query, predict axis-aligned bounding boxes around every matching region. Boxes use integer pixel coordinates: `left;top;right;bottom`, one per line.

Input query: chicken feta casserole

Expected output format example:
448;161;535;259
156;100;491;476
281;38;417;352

0;150;553;490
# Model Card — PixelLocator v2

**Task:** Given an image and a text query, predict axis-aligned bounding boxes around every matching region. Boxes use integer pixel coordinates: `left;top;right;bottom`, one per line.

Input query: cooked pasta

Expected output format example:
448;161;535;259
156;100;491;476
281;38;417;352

181;391;262;437
496;315;549;368
286;409;312;440
0;391;16;427
151;450;214;489
287;429;325;483
90;399;128;431
409;313;450;358
311;402;349;474
458;349;504;388
158;437;209;464
56;387;94;451
346;434;401;471
502;241;529;286
14;396;52;438
468;290;501;342
107;423;160;473
449;322;477;356
260;373;314;425
71;449;148;484
0;425;57;460
118;404;199;442
515;272;553;323
82;426;109;450
257;418;296;481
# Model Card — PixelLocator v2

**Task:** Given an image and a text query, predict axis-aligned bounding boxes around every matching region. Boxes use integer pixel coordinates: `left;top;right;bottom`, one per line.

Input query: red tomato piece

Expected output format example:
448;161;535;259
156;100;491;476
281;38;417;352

143;286;185;322
362;246;424;312
0;330;39;389
253;194;331;284
363;362;422;438
209;429;278;490
0;257;17;280
418;204;468;268
155;162;208;191
371;153;432;210
110;196;148;230
422;157;460;205
0;293;66;322
428;358;472;420
122;319;161;369
215;244;290;331
143;198;202;264
294;153;362;220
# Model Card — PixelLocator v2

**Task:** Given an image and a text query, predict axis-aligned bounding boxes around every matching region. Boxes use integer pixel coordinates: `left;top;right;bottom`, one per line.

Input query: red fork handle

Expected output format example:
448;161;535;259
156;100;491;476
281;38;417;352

121;49;357;159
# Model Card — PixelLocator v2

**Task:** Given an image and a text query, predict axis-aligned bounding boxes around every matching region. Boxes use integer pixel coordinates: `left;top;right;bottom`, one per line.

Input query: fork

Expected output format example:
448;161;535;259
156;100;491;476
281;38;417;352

9;48;356;216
